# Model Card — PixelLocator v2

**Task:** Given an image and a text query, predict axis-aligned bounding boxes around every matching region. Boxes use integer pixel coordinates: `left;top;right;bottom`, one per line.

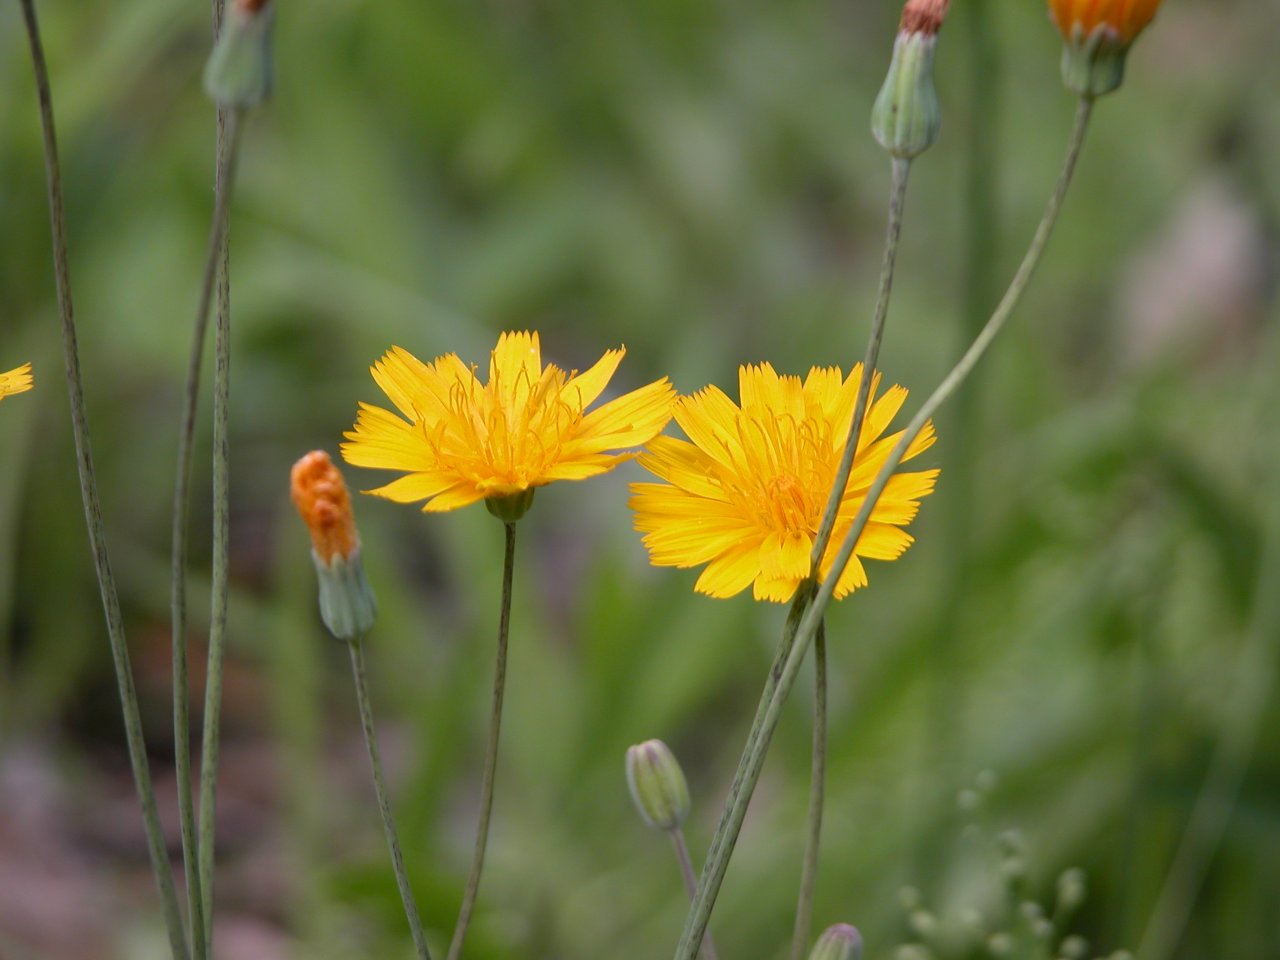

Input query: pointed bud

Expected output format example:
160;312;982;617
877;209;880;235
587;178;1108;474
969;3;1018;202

625;739;690;832
871;0;948;159
809;924;864;960
1048;0;1164;98
291;451;377;641
204;0;275;109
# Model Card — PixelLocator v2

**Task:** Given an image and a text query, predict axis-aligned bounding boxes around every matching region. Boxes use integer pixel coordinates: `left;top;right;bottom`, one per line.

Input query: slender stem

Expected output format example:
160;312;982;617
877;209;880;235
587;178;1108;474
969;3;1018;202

670;830;719;960
671;585;811;958
811;157;912;570
348;637;433;960
447;521;518;960
186;106;244;960
18;2;189;957
789;619;827;960
673;98;1094;960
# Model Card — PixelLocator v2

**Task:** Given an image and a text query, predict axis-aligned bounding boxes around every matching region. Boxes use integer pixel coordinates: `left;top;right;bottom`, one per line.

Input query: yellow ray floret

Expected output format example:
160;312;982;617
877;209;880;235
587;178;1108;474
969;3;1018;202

341;331;675;512
0;363;33;402
630;362;938;603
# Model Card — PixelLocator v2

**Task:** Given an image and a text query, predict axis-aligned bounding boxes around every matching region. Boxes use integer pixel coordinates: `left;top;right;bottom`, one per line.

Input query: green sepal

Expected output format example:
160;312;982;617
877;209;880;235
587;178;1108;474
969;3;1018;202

1060;25;1130;99
871;32;941;160
203;4;275;109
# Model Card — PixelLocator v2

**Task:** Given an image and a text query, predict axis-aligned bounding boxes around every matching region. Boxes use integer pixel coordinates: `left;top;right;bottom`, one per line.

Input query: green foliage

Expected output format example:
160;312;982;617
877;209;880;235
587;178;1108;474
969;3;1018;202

3;0;1278;958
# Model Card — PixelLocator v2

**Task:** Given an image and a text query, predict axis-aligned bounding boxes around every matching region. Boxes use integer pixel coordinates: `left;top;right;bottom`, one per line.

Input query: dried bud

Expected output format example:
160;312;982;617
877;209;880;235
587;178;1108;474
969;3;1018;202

204;0;275;109
871;0;949;159
809;924;864;960
625;739;690;832
291;451;376;640
0;363;34;402
1047;0;1163;98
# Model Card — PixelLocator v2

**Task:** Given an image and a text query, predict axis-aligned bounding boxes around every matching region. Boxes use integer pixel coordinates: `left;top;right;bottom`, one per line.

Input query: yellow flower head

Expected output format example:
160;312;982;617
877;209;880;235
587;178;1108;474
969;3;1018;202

342;331;675;514
0;363;34;401
1049;0;1162;46
630;362;938;602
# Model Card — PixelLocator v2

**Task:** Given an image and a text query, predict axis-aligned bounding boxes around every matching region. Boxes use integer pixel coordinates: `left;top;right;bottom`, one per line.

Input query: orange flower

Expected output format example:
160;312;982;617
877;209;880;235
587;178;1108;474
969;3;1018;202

291;451;359;564
1048;0;1162;47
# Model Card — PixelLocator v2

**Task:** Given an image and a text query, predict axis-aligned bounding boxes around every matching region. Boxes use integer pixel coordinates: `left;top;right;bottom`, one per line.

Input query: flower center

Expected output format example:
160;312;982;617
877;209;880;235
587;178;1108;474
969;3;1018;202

765;472;811;534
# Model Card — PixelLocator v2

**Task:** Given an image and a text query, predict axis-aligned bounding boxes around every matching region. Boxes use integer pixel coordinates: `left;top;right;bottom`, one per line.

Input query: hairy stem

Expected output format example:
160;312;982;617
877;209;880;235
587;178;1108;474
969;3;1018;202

673;98;1094;960
789;620;827;960
349;638;433;959
811;157;912;570
178;105;243;959
19;2;189;956
447;521;518;960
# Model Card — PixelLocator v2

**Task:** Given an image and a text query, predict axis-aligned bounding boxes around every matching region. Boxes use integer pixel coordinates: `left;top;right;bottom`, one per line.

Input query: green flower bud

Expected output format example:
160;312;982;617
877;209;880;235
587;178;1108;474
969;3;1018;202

1059;26;1130;99
625;739;690;831
313;549;378;641
204;0;275;109
809;924;864;960
871;0;949;160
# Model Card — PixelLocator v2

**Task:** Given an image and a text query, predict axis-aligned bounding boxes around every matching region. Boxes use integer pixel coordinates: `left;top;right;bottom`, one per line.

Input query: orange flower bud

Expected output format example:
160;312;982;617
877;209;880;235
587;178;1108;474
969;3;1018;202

291;451;377;640
1048;0;1164;97
291;451;358;564
1048;0;1162;47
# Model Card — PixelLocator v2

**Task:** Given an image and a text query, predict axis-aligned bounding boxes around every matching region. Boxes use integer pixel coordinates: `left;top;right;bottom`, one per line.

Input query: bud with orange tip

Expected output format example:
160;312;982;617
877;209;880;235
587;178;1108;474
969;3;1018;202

291;451;377;640
1047;0;1164;98
871;0;950;160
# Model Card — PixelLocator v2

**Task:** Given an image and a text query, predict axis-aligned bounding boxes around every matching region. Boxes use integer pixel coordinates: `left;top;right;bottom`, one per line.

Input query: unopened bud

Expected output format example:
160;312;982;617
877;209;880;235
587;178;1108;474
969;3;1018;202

1047;0;1163;98
291;451;377;641
204;0;275;109
871;0;948;159
625;739;690;831
809;924;864;960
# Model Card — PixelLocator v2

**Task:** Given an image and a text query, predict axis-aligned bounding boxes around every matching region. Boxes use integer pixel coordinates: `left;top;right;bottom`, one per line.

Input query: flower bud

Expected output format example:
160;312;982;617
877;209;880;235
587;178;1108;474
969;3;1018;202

809;924;864;960
871;0;948;159
1047;0;1163;98
204;0;275;109
291;451;377;641
625;739;690;832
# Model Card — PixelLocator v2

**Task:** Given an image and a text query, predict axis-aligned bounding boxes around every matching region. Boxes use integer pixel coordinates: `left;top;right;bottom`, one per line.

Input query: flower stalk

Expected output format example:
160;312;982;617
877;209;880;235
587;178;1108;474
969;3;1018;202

19;1;189;956
349;635;434;960
789;619;827;960
672;97;1095;960
447;520;518;960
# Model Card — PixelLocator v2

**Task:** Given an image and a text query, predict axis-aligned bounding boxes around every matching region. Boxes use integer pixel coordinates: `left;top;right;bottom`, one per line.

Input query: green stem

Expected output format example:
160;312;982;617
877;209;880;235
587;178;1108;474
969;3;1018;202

811;157;911;570
18;2;189;957
348;637;433;960
446;520;518;960
789;619;827;960
671;585;812;959
673;98;1094;960
186;106;244;960
670;829;719;960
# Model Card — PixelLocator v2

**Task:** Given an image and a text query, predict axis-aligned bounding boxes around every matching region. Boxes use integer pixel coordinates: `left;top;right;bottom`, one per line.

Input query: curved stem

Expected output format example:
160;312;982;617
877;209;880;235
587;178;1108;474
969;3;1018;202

447;521;518;960
671;830;719;960
789;619;827;960
188;105;244;959
811;157;912;570
19;2;189;956
349;637;433;960
673;98;1094;960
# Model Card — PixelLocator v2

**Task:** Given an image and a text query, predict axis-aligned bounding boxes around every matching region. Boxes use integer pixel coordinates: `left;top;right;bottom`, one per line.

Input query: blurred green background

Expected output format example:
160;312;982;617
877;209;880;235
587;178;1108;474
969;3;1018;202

2;0;1278;957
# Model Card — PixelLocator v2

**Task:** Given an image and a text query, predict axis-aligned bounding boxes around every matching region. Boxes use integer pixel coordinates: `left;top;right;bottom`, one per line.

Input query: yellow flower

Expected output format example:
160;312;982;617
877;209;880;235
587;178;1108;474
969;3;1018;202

1048;0;1162;47
342;331;675;514
630;362;938;602
0;363;33;401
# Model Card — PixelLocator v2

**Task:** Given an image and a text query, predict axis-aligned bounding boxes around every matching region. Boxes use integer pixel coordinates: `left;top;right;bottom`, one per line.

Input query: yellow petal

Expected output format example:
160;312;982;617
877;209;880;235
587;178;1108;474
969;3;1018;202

693;539;764;598
562;348;624;412
570;378;675;453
